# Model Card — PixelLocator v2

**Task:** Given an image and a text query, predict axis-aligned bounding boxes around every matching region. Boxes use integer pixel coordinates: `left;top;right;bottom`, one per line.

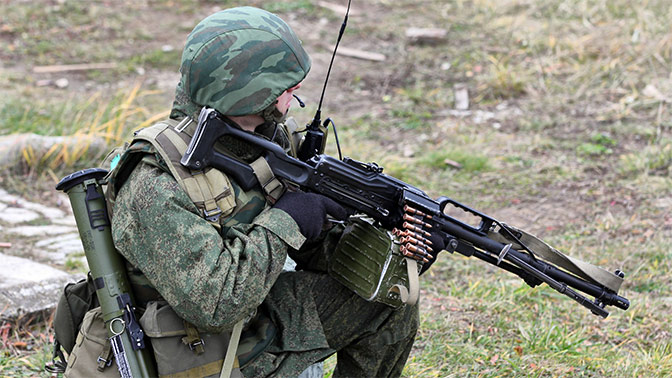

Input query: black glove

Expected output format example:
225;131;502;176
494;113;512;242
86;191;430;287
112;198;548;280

419;231;447;275
274;191;347;240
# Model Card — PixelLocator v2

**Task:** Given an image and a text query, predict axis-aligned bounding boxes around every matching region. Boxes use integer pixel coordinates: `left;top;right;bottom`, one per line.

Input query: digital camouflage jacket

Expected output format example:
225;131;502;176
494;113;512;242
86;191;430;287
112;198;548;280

108;117;342;373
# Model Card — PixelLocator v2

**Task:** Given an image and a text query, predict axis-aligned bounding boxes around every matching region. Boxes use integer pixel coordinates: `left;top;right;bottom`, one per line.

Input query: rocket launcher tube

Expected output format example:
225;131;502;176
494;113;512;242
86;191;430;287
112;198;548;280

56;168;156;377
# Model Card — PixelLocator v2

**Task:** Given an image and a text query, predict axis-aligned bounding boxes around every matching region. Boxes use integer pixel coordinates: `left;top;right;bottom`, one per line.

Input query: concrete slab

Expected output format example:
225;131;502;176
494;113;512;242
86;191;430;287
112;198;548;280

6;225;77;237
0;188;67;220
35;233;83;253
20;201;66;220
0;207;40;223
0;253;82;319
52;216;77;226
0;188;19;204
0;253;69;287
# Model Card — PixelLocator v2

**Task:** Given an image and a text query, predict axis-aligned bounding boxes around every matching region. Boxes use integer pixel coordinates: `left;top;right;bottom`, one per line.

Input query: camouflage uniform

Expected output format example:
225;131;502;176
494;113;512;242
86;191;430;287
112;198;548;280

111;7;418;377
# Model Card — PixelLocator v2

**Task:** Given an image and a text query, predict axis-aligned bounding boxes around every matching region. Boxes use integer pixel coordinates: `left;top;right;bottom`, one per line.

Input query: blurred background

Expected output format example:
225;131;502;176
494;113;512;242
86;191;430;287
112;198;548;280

0;0;670;376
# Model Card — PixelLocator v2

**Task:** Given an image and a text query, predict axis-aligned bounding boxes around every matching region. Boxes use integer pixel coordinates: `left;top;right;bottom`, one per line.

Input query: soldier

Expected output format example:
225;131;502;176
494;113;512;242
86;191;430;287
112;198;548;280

96;6;420;378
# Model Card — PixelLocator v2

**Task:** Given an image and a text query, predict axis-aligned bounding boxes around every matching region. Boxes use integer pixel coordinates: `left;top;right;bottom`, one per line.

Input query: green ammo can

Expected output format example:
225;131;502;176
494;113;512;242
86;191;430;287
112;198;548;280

329;217;419;308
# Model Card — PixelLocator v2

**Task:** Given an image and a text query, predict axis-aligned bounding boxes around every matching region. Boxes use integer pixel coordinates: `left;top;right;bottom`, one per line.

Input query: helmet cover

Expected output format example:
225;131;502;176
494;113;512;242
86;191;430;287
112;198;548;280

171;7;311;119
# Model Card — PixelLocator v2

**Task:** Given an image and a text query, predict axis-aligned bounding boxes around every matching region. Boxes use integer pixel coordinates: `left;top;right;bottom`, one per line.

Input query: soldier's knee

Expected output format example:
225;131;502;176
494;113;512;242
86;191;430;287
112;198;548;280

385;302;420;340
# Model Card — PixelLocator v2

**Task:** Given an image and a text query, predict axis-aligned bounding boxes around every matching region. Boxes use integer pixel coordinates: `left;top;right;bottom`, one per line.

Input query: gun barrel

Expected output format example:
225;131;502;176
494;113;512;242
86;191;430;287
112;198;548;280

439;216;629;311
512;248;630;310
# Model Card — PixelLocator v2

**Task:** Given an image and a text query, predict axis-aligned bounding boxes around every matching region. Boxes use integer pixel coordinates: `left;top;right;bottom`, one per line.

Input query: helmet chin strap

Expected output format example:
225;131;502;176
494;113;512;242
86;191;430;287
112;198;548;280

259;101;288;124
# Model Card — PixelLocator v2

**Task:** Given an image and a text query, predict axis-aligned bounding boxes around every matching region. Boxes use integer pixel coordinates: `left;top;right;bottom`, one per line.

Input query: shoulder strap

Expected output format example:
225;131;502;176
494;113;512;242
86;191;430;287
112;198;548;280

488;224;624;292
220;319;244;378
134;119;236;228
249;156;284;204
279;117;302;158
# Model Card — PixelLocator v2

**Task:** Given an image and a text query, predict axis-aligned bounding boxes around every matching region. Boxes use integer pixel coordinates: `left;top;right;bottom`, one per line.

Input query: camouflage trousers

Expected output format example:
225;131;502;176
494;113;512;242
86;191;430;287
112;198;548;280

241;269;419;378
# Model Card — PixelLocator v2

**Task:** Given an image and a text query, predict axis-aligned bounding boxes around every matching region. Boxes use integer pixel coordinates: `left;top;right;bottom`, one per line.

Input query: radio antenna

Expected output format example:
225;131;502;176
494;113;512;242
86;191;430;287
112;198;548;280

298;0;351;161
317;0;351;115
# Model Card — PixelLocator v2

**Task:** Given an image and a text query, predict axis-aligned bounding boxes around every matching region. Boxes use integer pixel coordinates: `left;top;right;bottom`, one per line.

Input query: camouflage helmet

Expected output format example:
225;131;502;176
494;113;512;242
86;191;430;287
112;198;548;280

171;7;311;119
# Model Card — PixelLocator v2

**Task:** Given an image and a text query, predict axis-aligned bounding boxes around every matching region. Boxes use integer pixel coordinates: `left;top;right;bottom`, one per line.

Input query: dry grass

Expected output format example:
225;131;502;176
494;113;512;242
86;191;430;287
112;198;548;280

2;82;169;178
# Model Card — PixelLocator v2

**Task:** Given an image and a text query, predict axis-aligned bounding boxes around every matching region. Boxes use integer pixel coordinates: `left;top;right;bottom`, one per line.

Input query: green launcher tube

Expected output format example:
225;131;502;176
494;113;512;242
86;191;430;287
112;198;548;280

57;168;156;378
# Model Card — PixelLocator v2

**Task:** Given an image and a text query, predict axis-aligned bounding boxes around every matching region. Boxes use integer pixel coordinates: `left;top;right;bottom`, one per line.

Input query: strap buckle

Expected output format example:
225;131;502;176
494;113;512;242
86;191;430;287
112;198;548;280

97;356;112;367
250;156;285;203
96;339;114;372
188;338;205;351
203;207;223;222
174;117;193;133
182;320;206;354
261;176;284;204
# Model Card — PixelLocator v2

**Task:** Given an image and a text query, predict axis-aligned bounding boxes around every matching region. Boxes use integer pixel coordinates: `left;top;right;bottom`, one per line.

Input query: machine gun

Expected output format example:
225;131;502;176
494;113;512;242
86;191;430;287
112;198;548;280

180;108;629;318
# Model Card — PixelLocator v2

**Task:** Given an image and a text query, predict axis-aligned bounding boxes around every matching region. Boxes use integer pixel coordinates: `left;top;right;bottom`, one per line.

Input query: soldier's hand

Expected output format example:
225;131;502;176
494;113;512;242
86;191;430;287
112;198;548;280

274;191;347;240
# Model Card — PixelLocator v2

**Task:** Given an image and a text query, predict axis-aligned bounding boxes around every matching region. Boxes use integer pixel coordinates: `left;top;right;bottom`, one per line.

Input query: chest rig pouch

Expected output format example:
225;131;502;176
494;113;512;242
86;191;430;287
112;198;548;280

329;217;420;308
123;118;237;228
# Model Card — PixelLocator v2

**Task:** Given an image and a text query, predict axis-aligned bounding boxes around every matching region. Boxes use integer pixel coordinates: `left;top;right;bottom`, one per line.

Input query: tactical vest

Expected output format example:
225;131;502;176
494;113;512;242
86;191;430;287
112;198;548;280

99;117;299;377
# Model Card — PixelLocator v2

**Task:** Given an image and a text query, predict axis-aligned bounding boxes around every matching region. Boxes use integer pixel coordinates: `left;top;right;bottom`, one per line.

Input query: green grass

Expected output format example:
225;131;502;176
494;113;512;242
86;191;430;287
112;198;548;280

63;256;86;273
618;139;672;177
1;95;116;137
419;150;490;173
577;133;618;156
0;1;128;65
124;48;182;72
264;0;316;13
